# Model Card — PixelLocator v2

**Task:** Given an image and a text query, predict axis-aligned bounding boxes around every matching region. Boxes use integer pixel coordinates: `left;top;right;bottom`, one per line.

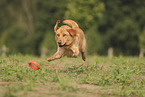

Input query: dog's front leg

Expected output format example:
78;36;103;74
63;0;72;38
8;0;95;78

48;48;63;62
71;46;79;58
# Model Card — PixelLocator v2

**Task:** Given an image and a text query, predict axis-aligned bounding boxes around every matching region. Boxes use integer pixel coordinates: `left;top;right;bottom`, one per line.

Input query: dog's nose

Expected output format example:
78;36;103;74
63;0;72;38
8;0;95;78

58;41;61;45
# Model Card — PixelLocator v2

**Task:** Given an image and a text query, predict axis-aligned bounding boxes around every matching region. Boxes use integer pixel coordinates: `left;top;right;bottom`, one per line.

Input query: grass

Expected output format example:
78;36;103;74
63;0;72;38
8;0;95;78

0;54;145;97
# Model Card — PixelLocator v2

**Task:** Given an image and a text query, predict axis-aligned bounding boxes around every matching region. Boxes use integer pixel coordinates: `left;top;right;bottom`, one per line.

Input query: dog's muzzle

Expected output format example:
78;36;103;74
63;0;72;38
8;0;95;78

58;42;66;47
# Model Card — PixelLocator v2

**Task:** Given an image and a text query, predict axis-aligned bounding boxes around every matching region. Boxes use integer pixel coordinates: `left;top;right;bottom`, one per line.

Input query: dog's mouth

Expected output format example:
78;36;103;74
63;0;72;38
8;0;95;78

59;43;66;47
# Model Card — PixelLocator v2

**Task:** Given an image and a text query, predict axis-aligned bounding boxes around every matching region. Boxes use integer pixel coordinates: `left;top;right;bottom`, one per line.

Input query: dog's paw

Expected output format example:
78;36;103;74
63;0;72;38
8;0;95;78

72;49;79;58
72;54;78;58
47;57;53;62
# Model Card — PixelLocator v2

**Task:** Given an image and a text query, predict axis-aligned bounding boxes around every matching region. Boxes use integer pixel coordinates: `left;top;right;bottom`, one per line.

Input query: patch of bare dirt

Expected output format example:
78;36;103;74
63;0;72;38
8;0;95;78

23;82;114;97
0;82;20;86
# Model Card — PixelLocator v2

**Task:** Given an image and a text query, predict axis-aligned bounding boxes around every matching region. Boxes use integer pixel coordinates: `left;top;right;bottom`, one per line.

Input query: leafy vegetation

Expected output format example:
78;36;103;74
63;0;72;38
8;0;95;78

0;0;145;56
0;55;144;97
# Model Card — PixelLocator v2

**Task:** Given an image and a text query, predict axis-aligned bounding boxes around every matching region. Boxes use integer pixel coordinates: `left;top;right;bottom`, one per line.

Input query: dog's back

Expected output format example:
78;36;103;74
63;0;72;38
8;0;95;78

63;20;86;61
63;20;79;28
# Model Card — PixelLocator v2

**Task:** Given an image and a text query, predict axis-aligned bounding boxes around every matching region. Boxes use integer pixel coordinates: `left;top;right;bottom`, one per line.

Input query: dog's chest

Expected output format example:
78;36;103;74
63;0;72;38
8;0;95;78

63;49;73;57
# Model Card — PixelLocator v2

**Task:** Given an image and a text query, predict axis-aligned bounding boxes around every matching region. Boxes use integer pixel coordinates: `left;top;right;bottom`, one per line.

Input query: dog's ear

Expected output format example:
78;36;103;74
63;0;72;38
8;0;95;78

54;20;60;33
67;29;76;37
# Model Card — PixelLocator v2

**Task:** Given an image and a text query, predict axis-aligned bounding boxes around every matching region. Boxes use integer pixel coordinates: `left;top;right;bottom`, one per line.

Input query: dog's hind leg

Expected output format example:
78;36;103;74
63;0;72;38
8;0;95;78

81;51;86;61
81;39;86;61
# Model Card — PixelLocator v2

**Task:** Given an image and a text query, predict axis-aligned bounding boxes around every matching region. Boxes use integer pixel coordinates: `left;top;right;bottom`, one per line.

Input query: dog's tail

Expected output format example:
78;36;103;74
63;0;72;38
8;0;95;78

62;20;79;29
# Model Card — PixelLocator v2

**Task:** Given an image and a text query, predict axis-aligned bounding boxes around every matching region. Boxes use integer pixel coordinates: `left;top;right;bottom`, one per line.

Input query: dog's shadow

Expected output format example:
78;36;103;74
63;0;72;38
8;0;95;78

62;62;89;75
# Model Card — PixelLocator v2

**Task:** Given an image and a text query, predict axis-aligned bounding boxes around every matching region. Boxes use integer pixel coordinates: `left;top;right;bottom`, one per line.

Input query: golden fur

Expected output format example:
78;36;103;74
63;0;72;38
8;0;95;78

48;20;86;61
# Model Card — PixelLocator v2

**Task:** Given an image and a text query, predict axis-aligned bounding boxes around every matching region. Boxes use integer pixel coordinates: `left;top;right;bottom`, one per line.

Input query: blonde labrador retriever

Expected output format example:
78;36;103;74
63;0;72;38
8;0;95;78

48;20;86;61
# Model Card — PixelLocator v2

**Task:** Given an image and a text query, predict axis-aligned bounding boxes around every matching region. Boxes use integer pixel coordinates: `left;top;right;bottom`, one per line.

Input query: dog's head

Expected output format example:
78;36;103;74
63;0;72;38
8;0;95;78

54;20;76;47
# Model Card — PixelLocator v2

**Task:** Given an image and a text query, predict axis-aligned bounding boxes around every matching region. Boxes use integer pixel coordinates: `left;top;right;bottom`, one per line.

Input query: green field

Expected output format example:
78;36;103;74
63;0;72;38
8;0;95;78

0;55;145;97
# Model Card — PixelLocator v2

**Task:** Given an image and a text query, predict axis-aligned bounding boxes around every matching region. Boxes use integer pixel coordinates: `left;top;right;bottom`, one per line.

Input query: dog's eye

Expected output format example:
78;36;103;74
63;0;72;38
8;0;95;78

57;34;60;37
63;34;66;37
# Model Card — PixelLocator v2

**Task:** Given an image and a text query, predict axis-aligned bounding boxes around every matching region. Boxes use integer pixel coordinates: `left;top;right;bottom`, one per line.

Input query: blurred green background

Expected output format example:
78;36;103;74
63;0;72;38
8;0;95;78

0;0;145;56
